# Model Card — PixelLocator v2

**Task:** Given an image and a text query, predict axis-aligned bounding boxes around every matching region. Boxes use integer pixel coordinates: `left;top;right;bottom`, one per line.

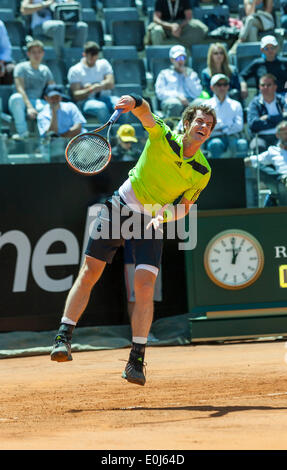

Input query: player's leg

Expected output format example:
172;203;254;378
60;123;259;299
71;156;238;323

50;255;106;362
122;266;157;386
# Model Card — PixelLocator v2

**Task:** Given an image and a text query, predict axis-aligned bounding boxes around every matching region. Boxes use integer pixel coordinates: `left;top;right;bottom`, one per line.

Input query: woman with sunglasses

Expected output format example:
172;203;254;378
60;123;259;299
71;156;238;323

201;43;241;101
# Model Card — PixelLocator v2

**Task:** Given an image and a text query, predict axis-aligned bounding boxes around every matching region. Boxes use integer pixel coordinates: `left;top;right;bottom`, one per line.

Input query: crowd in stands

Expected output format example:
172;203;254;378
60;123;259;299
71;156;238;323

0;0;287;203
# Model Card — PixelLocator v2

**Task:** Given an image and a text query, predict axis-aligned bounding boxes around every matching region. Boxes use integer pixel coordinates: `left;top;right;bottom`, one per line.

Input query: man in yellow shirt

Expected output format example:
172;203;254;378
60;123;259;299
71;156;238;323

50;94;216;386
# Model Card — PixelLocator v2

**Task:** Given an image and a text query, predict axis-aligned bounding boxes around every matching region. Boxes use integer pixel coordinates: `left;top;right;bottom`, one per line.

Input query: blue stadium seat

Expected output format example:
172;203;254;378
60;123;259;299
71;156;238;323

102;45;138;61
43;59;67;85
112;58;146;87
5;21;26;46
86;20;105;47
62;47;84;71
113;83;142;97
150;57;170;83
103;7;139;34
234;42;261;83
0;0;17;12
145;45;171;72
102;0;135;7
81;7;98;22
190;44;211;76
11;46;26;63
192;5;230;27
224;0;243;14
0;9;14;21
111;20;145;50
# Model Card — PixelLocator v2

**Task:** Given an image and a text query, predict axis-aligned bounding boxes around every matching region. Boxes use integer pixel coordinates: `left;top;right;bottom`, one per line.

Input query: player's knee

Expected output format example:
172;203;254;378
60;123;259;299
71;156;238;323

78;257;105;289
134;270;156;302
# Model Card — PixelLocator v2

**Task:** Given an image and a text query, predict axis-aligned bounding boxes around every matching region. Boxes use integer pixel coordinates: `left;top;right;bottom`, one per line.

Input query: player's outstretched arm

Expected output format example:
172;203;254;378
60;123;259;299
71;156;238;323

114;95;156;128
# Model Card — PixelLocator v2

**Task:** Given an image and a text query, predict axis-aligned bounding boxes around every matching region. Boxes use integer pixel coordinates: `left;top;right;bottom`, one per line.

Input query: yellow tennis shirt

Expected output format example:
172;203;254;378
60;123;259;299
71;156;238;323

128;115;211;208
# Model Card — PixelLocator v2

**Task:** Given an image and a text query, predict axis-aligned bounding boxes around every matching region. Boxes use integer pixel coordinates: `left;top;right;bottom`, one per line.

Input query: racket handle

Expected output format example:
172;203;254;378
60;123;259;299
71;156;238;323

109;109;123;124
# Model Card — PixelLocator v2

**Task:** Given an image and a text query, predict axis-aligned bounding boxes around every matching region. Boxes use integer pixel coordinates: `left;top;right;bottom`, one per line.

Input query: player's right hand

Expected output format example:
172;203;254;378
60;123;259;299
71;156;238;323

115;95;136;113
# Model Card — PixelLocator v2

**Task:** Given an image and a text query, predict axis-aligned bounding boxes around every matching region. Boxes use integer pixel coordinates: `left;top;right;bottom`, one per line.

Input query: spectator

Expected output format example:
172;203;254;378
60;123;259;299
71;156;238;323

205;73;248;158
37;84;87;138
20;0;88;57
245;120;287;205
68;41;121;124
146;0;209;48
201;43;241;101
111;124;141;162
8;40;54;140
247;73;287;153
239;0;274;43
0;20;15;85
155;45;202;118
240;35;287;99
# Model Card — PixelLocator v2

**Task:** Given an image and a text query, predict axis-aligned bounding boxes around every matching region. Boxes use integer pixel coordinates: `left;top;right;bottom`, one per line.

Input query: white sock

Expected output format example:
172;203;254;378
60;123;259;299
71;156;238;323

132;336;147;345
61;316;77;326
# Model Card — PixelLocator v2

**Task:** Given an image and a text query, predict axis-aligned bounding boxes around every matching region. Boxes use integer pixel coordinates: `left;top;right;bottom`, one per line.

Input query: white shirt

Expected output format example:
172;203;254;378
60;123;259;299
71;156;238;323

155;66;202;102
67;58;113;97
206;95;244;136
250;145;287;177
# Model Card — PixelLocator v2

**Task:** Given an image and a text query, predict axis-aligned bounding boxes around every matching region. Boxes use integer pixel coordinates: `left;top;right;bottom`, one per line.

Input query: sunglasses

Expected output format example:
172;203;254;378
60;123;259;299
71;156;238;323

213;51;224;55
174;55;186;61
262;45;276;51
215;82;229;87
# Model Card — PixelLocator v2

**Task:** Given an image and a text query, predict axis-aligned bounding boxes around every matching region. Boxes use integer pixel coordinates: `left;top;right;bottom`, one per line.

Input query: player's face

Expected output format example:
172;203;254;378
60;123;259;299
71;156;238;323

185;110;214;143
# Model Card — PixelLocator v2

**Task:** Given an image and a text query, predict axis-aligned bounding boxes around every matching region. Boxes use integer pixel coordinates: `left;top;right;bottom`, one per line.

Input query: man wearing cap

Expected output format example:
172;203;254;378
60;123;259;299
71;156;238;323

37;84;87;138
240;35;287;100
205;74;248;158
111;124;141;161
155;45;202;118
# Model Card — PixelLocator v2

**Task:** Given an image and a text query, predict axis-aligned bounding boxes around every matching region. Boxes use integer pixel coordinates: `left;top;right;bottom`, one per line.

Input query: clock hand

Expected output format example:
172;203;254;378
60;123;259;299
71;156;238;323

231;237;236;264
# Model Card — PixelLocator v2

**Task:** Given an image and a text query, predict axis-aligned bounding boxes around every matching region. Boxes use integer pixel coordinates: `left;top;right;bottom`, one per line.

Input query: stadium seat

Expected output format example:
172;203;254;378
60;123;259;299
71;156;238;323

102;0;135;7
144;45;171;72
103;7;139;34
0;9;14;21
224;0;243;14
190;44;211;76
113;83;142;97
282;40;287;56
111;20;145;50
62;47;84;71
234;42;261;83
43;59;67;85
5;21;26;46
150;57;171;83
0;0;18;12
86;20;105;47
11;46;26;63
82;8;98;22
192;5;230;27
112;58;146;88
102;45;138;61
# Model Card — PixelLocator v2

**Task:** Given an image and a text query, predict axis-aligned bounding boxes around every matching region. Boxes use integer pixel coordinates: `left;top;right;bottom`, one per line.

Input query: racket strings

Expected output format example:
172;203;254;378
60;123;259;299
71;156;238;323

67;134;110;174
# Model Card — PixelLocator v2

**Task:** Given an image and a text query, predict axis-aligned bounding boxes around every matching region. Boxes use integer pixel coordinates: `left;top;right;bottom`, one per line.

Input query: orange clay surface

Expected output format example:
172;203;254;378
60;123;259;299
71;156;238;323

1;341;287;450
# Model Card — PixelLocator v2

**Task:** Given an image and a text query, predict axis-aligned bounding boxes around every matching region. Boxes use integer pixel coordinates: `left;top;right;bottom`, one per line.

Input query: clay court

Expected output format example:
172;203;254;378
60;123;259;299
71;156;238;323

1;340;287;450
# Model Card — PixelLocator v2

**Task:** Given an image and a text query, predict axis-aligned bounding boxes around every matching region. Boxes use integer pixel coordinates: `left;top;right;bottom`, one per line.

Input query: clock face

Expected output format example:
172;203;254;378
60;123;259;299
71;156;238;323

204;229;264;290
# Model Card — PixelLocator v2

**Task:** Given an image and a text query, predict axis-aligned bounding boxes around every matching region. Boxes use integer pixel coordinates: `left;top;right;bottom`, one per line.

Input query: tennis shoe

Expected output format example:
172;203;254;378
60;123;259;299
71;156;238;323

50;334;73;362
122;350;146;386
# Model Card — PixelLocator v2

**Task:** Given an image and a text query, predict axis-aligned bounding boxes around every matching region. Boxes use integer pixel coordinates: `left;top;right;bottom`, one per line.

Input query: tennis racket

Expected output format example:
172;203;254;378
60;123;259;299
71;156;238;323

65;108;123;175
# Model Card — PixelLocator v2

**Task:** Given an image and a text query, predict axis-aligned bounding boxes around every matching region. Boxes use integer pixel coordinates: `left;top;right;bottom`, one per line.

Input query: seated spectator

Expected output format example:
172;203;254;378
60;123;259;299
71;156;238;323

21;0;88;57
146;0;209;48
240;35;287;99
245;120;287;205
155;45;202;118
8;40;54;140
37;84;87;138
201;43;241;101
205;74;248;158
111;124;141;162
280;0;287;29
0;20;15;85
68;41;121;124
238;0;274;43
247;73;287;153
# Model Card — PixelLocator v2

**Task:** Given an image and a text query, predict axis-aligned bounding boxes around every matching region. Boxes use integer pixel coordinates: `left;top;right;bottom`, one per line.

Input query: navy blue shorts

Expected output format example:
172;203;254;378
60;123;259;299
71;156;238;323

85;192;163;269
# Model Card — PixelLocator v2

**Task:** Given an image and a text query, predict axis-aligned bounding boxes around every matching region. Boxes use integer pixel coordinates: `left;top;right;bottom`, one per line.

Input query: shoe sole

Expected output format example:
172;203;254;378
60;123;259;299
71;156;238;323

122;371;145;386
50;351;72;362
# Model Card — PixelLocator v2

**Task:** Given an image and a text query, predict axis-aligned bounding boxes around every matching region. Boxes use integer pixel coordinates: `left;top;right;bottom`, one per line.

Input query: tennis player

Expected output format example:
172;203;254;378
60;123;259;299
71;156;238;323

50;94;217;386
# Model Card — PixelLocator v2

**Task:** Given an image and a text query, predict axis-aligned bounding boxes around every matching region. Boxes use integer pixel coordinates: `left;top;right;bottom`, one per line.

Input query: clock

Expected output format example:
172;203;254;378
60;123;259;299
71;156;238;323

204;229;264;290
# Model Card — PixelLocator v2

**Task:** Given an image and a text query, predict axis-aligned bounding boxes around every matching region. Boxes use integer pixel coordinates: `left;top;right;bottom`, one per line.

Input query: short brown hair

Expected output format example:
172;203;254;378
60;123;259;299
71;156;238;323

182;103;217;131
27;39;44;51
259;73;277;85
84;41;100;55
